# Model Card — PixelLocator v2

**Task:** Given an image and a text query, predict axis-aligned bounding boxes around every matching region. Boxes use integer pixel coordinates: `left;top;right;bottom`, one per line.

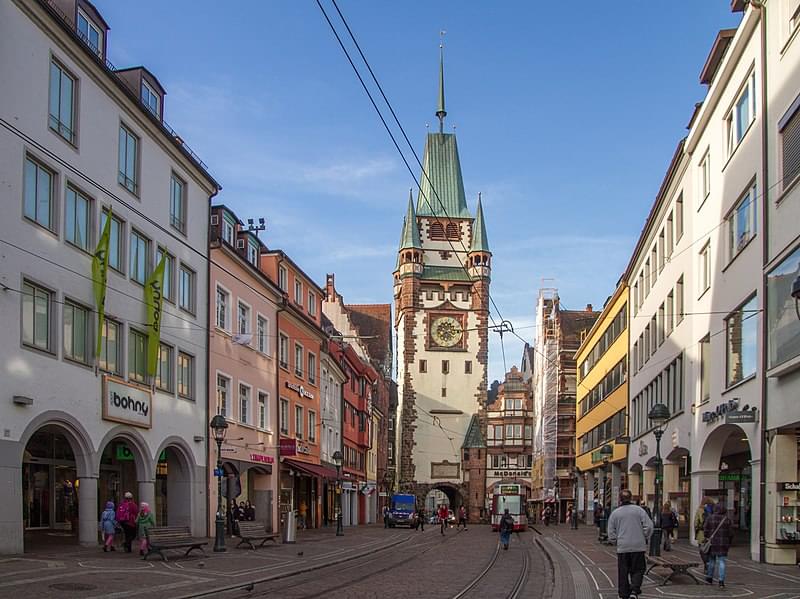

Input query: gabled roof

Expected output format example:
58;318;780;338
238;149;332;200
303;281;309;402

416;133;471;218
461;414;485;449
470;195;490;253
345;303;392;371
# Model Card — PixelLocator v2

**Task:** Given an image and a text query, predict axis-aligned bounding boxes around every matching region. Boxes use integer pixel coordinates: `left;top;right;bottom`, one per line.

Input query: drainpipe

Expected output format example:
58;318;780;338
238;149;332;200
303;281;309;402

205;186;220;538
276;291;286;533
749;0;768;564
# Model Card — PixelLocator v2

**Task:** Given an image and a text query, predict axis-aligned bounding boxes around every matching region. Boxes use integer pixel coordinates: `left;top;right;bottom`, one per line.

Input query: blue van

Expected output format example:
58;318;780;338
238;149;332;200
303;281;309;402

387;493;417;527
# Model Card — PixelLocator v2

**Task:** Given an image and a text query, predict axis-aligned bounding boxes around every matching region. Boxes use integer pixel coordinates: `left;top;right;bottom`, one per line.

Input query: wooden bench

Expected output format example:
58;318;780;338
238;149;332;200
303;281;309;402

646;555;702;585
144;526;208;561
236;521;279;550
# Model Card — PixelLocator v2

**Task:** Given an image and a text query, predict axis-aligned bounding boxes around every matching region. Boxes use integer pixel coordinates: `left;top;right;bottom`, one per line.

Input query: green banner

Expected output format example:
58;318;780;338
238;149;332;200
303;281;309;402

144;253;167;377
92;209;112;358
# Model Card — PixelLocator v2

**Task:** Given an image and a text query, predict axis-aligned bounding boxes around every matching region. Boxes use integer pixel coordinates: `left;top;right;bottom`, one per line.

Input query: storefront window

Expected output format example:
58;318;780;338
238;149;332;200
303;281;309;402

767;245;800;368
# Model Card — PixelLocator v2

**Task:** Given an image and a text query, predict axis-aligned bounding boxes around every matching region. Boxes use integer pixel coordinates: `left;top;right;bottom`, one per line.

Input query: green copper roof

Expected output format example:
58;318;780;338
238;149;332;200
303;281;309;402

399;190;422;250
421;265;471;282
462;414;485;449
416;133;470;218
470;195;490;253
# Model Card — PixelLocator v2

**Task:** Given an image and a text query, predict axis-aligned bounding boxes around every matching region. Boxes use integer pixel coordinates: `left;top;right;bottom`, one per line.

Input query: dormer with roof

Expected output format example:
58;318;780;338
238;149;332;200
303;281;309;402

52;0;109;58
116;66;166;120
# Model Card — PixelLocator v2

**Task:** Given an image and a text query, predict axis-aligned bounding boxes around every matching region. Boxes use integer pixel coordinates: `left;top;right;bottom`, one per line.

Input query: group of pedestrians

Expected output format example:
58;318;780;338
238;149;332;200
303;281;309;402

98;491;156;556
607;489;733;599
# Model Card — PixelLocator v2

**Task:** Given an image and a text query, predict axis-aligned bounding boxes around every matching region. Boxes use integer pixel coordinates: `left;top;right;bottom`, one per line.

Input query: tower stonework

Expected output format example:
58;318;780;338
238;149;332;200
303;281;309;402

393;54;491;513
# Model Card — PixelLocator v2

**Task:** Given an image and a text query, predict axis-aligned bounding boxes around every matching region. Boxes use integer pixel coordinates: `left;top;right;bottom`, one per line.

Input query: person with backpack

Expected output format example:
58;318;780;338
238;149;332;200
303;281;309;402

116;491;139;553
660;502;677;551
499;508;515;550
136;502;156;557
694;498;713;563
703;503;732;588
99;501;118;552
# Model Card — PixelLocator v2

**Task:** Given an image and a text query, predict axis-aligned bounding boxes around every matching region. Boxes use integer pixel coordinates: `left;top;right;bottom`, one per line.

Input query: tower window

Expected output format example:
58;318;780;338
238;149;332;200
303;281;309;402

445;222;460;239
430;222;445;239
419;359;427;373
465;360;472;374
442;360;449;374
441;387;447;397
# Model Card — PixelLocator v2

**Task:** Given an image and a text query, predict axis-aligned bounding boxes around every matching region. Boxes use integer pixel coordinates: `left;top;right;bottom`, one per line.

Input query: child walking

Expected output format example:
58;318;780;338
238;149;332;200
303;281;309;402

100;501;117;552
136;502;156;557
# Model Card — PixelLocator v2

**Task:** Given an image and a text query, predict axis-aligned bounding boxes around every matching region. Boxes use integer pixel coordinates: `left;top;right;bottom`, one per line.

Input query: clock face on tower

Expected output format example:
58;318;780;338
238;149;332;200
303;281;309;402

430;316;463;348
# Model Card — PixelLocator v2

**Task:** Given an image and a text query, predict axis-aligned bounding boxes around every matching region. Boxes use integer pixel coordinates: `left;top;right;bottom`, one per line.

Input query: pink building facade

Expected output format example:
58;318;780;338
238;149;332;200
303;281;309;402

209;205;281;533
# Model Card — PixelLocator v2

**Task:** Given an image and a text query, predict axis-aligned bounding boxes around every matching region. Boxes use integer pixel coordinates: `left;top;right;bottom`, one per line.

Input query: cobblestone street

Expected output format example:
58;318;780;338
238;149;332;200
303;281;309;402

0;525;549;599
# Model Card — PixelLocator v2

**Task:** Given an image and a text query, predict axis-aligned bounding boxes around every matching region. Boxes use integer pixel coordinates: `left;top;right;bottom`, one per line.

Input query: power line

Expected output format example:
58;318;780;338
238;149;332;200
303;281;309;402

315;1;502;331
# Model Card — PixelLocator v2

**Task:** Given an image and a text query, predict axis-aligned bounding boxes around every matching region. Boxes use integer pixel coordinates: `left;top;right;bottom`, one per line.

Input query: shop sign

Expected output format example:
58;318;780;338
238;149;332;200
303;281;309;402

719;473;741;482
726;410;757;424
285;381;314;400
490;470;529;478
102;376;152;429
116;445;165;462
279;438;297;456
781;482;800;491
250;453;274;464
702;398;739;424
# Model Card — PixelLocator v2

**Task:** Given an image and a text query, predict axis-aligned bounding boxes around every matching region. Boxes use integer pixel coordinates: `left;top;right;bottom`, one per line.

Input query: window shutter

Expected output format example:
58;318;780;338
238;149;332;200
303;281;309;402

783;110;800;188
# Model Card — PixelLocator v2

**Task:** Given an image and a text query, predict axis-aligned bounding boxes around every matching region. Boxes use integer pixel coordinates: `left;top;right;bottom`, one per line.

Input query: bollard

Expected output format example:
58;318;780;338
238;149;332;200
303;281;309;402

284;511;296;544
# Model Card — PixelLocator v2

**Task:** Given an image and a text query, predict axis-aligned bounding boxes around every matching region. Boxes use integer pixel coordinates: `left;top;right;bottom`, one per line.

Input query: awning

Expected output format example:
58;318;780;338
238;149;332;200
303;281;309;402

283;458;338;480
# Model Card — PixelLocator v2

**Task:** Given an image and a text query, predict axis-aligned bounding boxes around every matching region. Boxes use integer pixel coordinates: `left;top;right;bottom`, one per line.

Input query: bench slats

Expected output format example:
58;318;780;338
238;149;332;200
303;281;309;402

236;521;278;550
145;526;208;561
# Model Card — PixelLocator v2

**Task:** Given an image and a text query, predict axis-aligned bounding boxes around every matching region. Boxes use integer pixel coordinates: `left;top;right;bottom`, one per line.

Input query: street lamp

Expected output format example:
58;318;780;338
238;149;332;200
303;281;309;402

598;444;613;542
648;403;670;557
210;414;229;553
332;450;344;537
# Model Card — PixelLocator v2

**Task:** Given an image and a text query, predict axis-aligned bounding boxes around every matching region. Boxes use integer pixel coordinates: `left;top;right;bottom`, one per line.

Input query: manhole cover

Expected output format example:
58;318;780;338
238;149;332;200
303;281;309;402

50;583;98;591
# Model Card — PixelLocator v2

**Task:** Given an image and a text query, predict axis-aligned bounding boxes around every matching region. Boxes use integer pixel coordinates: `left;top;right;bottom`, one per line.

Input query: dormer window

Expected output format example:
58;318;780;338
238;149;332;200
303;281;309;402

247;241;258;265
141;81;161;117
77;10;103;56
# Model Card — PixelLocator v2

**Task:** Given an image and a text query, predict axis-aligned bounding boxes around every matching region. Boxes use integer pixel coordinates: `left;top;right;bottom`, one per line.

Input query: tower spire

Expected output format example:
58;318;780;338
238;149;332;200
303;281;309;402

436;31;447;133
400;188;422;250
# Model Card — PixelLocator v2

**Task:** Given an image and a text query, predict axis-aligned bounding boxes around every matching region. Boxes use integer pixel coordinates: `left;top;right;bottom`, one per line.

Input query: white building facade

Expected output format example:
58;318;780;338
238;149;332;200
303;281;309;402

0;0;219;553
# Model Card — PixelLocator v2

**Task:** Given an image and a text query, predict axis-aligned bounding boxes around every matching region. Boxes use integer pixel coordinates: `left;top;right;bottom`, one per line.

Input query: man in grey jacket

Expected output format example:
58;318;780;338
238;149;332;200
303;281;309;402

607;489;653;599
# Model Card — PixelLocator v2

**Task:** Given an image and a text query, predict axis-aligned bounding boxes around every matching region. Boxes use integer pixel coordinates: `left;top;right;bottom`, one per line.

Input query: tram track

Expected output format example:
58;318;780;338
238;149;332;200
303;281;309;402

188;528;465;599
450;531;531;599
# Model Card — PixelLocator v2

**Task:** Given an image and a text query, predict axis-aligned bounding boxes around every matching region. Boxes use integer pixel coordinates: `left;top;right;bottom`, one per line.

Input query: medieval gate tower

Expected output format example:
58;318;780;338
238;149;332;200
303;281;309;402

393;50;491;512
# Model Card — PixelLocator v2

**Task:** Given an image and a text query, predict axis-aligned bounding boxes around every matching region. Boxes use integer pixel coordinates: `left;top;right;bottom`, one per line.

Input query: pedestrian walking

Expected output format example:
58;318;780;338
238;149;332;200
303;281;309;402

383;505;390;528
416;507;425;531
660;502;676;551
438;504;449;535
695;498;714;564
116;492;139;553
457;505;468;530
607;489;653;599
499;508;515;550
99;501;118;552
136;502;156;557
298;500;308;530
544;505;552;526
703;503;732;588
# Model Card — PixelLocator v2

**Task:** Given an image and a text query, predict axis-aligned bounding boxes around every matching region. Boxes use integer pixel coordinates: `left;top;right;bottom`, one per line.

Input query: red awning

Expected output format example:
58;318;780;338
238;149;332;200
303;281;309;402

283;458;339;480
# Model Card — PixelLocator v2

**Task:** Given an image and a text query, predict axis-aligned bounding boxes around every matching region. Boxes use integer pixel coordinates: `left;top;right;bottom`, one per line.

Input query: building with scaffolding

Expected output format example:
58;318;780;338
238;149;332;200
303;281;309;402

530;288;598;522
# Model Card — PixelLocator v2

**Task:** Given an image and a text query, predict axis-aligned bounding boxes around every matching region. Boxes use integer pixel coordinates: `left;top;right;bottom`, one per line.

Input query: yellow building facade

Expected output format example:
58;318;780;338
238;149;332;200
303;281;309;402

574;283;628;522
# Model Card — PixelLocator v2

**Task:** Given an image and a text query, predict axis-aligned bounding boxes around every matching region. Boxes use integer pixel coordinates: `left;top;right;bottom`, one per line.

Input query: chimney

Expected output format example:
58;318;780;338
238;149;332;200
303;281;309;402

586;304;593;312
326;273;335;300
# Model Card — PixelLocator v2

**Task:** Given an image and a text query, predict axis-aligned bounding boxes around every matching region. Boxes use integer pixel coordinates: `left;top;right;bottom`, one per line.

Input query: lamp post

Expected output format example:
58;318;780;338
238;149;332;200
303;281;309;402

598;443;613;542
210;415;229;553
648;403;670;557
332;450;343;536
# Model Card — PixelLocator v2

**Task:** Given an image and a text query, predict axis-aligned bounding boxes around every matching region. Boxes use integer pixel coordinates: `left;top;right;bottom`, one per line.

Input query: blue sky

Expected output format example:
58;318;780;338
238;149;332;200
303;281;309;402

97;1;741;383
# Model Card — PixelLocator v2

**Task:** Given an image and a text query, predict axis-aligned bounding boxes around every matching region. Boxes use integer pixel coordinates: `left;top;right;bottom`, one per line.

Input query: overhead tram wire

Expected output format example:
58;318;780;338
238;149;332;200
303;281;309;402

327;0;508;325
314;0;504;330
